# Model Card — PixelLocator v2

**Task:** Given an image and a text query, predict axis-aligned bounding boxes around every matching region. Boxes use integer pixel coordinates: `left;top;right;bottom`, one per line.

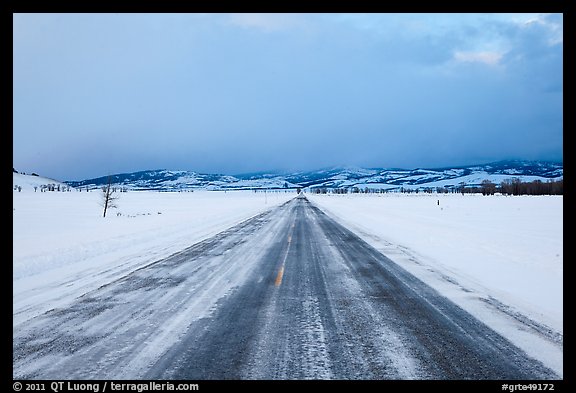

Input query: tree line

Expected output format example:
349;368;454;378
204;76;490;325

472;178;563;196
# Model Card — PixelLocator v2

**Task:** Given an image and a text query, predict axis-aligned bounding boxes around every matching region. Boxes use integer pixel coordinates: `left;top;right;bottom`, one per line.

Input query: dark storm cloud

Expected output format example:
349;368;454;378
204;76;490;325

13;13;562;180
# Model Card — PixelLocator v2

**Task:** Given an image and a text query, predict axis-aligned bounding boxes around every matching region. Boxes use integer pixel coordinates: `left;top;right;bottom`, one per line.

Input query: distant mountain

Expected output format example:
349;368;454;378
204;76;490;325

64;169;301;191
60;160;562;192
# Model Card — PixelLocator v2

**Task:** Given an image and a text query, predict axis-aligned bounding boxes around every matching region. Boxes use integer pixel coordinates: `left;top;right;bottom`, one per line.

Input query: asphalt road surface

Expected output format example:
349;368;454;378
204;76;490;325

13;195;558;380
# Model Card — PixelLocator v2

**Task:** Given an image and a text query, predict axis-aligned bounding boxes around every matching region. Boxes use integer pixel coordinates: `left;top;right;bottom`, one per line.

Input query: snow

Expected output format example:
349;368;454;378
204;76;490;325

307;192;563;376
13;178;294;329
306;169;561;192
13;172;563;377
354;172;560;190
13;172;68;190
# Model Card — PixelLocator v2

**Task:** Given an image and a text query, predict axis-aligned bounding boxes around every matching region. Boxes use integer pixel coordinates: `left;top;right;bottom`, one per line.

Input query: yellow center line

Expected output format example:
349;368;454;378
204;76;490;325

275;223;294;287
274;266;285;287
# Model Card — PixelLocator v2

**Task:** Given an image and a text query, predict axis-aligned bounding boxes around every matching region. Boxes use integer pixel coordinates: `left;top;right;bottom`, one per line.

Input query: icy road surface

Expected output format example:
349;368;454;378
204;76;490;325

13;195;558;379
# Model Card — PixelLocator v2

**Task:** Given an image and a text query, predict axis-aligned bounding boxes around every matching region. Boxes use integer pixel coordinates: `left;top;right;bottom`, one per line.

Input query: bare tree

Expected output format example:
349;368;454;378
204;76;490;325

101;176;119;217
480;180;496;195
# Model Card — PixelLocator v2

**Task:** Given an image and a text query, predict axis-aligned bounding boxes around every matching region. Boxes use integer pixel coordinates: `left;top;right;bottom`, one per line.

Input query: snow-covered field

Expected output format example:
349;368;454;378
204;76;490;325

13;185;294;329
13;173;563;377
308;192;563;376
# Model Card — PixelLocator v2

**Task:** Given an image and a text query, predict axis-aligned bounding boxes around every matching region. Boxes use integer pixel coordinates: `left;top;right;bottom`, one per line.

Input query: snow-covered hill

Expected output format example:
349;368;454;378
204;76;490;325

12;171;70;192
299;160;562;191
63;169;301;191
56;160;562;192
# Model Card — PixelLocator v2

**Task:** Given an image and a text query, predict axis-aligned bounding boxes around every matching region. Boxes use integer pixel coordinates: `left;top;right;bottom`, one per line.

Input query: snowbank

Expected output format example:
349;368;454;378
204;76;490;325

307;192;563;375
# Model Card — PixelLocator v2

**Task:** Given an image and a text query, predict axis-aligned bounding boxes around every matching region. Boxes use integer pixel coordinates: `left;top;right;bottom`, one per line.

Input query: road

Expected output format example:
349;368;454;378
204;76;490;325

13;195;558;379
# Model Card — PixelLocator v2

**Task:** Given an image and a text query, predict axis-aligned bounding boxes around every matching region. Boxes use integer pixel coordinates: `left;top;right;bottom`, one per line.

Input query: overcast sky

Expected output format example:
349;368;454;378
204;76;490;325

13;13;563;181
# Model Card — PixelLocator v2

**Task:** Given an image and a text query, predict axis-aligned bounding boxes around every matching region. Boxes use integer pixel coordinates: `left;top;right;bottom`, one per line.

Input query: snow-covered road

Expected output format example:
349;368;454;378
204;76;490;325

13;196;559;379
